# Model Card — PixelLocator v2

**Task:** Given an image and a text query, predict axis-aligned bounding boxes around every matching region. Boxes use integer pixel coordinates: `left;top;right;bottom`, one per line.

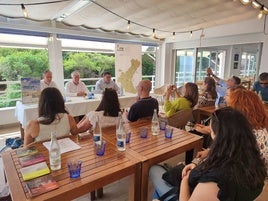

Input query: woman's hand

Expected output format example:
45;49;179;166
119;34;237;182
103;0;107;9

196;149;209;159
194;124;211;135
182;163;196;178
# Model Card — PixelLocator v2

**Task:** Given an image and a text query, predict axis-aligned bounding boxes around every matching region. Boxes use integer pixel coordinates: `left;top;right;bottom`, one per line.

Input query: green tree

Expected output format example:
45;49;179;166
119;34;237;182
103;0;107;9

142;53;155;76
63;52;114;78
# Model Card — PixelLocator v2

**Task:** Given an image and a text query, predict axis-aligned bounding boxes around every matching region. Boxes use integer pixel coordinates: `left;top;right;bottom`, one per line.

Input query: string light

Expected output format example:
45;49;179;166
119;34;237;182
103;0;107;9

127;20;131;31
21;4;28;18
238;0;268;20
258;8;264;19
0;0;204;40
190;31;193;38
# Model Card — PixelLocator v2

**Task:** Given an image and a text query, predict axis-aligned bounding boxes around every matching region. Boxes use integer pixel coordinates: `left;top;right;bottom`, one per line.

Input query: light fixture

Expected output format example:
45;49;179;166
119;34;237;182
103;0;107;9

190;31;193;38
263;6;268;14
258;7;264;19
252;1;261;9
152;28;156;38
127;20;131;31
172;32;175;40
240;0;251;5
21;4;28;18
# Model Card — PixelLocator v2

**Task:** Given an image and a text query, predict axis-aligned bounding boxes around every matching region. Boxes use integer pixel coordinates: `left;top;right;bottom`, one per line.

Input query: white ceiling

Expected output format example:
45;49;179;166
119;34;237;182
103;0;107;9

0;0;268;40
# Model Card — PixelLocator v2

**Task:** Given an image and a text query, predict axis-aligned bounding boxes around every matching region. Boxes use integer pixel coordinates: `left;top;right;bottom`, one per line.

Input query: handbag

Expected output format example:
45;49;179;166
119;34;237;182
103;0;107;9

162;163;185;186
157;163;185;201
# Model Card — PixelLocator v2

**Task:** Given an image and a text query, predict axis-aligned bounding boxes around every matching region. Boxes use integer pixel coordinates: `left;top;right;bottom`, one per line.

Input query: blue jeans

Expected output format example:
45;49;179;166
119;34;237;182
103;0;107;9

149;165;178;201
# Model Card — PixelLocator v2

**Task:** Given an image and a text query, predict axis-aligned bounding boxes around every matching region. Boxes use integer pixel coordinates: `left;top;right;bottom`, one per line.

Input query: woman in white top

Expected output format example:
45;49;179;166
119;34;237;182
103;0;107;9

24;88;78;146
77;88;121;132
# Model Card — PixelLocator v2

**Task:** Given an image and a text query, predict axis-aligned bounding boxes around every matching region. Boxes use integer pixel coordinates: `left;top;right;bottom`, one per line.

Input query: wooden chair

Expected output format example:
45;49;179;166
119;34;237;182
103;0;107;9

159;108;193;129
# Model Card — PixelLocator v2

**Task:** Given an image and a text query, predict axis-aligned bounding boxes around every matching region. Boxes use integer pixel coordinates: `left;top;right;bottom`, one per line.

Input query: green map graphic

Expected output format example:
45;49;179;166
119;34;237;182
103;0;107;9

118;59;141;93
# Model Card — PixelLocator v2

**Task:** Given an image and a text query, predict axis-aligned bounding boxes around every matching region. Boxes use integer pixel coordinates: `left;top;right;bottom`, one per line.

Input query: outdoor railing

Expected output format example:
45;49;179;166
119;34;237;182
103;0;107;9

0;75;156;108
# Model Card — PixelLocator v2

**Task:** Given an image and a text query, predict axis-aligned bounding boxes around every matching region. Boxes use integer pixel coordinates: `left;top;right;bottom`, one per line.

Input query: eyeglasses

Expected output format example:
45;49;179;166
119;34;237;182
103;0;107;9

260;82;268;85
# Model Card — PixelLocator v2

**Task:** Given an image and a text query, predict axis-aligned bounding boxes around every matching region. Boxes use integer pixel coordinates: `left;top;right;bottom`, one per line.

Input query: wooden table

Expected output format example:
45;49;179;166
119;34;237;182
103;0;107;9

2;136;141;201
194;104;268;123
102;119;203;201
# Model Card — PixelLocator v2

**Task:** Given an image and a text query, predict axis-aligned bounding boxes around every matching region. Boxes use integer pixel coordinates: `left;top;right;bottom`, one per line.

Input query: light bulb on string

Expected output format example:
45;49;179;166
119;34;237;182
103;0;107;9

127;20;131;31
152;28;156;38
258;9;264;19
172;32;175;40
21;4;28;18
190;31;193;38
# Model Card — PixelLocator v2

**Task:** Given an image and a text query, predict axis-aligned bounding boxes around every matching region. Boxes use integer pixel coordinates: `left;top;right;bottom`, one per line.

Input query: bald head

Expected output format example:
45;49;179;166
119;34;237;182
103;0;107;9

137;80;151;98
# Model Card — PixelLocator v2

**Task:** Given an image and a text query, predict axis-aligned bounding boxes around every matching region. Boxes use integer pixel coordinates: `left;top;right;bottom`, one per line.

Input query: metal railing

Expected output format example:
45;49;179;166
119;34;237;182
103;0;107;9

0;75;156;108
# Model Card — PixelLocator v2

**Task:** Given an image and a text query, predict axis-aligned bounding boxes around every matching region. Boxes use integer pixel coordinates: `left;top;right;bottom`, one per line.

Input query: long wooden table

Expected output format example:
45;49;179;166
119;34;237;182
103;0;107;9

2;136;141;201
194;103;268;123
102;119;203;201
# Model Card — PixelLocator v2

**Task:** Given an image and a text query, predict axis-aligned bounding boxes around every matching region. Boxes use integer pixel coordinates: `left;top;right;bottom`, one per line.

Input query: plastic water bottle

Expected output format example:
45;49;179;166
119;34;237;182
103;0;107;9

151;109;159;135
93;115;102;142
49;131;61;171
116;112;126;151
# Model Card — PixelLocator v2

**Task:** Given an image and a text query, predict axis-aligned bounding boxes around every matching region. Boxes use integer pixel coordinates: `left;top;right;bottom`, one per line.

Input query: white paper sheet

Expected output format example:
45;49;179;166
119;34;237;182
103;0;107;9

43;138;81;154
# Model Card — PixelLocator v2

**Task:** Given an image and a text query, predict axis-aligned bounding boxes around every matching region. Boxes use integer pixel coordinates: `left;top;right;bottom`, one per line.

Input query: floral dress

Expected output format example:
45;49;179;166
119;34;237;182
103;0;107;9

254;128;268;176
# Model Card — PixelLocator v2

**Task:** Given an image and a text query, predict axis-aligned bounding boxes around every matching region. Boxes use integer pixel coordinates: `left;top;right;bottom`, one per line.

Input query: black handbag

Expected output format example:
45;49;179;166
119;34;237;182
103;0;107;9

158;163;185;201
162;163;185;186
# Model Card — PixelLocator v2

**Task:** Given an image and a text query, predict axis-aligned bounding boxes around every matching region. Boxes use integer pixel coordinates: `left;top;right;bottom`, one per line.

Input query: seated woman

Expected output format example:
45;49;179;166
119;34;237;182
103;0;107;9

149;107;266;201
226;86;268;176
77;88;121;132
164;82;199;117
24;88;78;146
197;76;217;107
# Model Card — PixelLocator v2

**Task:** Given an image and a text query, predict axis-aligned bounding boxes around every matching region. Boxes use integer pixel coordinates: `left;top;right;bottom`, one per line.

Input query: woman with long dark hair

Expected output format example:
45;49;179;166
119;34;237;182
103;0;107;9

24;87;78;146
150;107;266;201
197;76;217;107
77;88;121;132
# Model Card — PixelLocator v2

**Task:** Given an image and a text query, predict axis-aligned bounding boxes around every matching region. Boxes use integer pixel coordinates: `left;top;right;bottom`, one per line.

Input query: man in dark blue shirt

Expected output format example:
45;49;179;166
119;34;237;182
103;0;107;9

127;80;159;122
253;72;268;102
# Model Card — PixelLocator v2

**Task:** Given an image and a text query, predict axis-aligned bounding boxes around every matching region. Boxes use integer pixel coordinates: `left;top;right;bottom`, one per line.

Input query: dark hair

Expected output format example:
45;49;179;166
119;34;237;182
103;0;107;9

184;82;199;108
102;72;111;76
38;88;68;124
96;88;121;116
259;72;268;81
204;77;217;99
199;107;266;189
232;75;241;85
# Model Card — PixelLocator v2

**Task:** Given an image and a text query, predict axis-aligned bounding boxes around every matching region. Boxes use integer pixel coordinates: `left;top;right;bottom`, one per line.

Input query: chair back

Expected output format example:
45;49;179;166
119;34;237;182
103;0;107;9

159;108;193;129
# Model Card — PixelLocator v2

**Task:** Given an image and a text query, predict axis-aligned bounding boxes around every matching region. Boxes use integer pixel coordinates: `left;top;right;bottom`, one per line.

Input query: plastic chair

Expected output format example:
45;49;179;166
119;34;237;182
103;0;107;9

159;108;193;129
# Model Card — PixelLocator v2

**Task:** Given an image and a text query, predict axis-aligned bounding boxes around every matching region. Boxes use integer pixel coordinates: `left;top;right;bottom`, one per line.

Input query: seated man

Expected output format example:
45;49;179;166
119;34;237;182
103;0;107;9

95;72;120;94
40;70;57;91
207;67;241;105
127;80;159;122
253;72;268;102
65;71;89;97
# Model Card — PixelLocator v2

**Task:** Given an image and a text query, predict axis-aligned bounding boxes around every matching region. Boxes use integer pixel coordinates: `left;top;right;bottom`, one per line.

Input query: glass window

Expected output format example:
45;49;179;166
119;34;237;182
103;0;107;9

175;49;195;87
196;49;226;82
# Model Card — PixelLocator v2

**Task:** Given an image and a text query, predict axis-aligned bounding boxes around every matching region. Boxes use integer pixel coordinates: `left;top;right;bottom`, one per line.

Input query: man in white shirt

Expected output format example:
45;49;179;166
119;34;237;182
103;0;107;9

95;72;120;94
40;70;57;91
65;71;89;97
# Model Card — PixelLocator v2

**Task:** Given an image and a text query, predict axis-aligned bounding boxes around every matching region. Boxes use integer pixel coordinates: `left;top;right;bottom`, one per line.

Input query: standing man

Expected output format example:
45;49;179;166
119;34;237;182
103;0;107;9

253;72;268;102
40;70;57;91
65;71;89;97
95;72;120;94
207;67;241;105
127;80;159;122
